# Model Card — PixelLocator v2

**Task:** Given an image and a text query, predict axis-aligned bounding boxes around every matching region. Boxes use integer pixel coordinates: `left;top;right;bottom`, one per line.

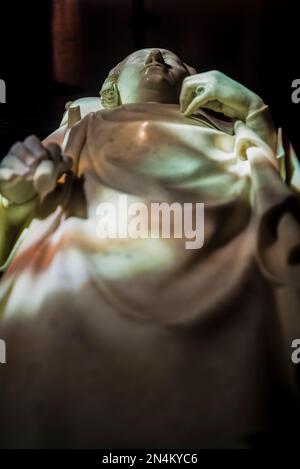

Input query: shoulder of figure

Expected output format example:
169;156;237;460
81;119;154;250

60;97;104;127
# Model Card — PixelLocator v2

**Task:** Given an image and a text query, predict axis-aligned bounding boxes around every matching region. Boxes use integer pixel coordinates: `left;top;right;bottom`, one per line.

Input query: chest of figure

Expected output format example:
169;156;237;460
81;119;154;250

71;111;250;208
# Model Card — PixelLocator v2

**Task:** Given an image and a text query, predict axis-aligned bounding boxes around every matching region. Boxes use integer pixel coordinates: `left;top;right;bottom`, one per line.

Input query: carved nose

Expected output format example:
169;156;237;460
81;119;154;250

146;49;165;65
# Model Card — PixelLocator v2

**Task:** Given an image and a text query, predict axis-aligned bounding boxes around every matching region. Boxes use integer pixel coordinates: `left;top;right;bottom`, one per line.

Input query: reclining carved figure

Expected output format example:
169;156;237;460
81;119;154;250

0;48;299;448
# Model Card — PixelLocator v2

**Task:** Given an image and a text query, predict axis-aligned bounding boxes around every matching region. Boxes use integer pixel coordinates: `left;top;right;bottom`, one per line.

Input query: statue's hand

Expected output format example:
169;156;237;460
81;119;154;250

180;70;264;120
0;135;72;204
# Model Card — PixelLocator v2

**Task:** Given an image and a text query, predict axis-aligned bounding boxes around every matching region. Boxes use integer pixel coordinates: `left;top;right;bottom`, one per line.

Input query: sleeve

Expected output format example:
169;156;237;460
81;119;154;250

239;104;300;193
275;127;300;193
0;195;38;272
234;115;300;287
246;144;300;287
245;104;277;152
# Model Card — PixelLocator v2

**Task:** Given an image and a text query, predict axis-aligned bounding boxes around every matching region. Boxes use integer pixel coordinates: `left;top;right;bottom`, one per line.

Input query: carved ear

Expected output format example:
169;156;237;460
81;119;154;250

100;76;120;109
184;63;196;76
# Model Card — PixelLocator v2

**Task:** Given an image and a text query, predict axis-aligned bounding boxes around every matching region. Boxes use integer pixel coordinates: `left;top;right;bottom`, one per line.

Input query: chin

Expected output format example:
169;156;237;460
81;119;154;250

144;75;173;90
133;72;177;103
145;72;170;84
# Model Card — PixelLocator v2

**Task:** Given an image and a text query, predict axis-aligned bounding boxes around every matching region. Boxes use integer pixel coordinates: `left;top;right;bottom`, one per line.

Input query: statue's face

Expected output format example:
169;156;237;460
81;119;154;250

117;48;190;104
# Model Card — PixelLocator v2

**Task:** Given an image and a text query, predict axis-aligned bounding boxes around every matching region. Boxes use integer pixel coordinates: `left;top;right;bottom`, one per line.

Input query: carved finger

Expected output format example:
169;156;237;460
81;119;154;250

23;135;48;161
33;159;57;198
10;141;35;166
0;154;30;177
180;80;196;113
0;166;16;182
183;91;215;116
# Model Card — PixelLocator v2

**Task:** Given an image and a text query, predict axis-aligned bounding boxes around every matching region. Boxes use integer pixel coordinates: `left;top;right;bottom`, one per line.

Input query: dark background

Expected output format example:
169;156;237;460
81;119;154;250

0;0;299;157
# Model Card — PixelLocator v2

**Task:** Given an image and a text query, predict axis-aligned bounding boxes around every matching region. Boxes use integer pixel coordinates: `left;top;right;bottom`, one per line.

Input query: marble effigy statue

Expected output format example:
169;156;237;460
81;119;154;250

0;49;299;448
